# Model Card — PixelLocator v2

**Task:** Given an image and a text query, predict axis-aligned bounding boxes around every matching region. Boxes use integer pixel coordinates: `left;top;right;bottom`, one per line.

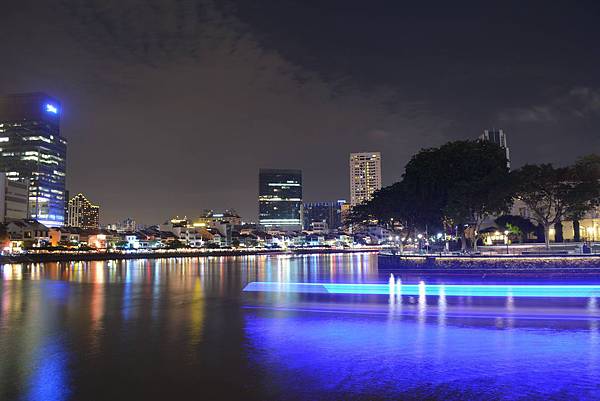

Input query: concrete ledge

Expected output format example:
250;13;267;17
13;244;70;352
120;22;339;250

378;253;600;271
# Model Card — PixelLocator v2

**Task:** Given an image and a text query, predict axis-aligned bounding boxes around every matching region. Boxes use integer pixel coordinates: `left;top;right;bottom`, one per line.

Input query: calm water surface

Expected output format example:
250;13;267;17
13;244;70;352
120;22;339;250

1;253;600;400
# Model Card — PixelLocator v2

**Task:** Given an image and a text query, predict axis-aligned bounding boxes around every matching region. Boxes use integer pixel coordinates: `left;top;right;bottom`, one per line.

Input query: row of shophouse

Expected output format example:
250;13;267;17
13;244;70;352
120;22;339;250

0;218;361;252
1;220;228;251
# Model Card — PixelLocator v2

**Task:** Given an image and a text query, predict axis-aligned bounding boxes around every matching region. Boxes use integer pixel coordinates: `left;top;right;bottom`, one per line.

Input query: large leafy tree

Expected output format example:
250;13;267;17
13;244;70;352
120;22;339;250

347;182;432;237
566;154;600;241
511;157;600;248
494;215;537;243
511;164;570;249
401;140;511;250
351;140;511;250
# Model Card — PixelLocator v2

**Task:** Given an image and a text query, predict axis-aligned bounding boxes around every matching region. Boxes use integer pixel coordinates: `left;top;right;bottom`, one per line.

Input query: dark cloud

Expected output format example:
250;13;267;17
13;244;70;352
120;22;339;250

1;0;599;224
499;87;600;123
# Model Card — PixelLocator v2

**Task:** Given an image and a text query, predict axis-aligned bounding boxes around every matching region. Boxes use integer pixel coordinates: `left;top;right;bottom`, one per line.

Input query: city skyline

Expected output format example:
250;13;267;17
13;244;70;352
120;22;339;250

2;2;600;224
0;90;567;227
2;4;600;400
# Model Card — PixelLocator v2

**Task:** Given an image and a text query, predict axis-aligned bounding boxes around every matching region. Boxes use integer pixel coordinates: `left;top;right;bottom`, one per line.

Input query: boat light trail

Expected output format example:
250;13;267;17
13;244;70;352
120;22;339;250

243;282;600;298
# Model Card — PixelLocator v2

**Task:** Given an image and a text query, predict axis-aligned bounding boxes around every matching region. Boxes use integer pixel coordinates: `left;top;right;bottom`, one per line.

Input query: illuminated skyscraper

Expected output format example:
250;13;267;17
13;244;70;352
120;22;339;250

259;169;302;230
349;152;381;206
480;129;510;168
0;93;67;227
67;193;100;229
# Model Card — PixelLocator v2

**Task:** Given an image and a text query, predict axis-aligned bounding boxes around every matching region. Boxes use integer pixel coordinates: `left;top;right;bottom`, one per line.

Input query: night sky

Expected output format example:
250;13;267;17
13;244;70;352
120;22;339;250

2;0;599;225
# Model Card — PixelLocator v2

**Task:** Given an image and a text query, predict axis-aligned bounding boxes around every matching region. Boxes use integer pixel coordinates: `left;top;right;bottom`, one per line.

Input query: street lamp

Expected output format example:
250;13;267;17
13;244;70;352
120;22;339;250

504;230;510;254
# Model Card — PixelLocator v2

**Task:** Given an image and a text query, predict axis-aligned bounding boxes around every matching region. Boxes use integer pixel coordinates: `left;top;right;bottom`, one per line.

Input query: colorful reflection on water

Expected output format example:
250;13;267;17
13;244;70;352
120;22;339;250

1;253;599;400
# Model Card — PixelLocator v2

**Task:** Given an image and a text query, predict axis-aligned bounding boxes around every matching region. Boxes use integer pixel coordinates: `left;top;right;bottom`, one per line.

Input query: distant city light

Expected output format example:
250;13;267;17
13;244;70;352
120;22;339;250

45;104;58;114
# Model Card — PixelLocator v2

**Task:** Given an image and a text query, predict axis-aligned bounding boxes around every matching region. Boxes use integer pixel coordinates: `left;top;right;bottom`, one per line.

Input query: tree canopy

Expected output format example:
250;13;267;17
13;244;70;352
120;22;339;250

349;141;600;250
349;140;512;249
510;156;600;248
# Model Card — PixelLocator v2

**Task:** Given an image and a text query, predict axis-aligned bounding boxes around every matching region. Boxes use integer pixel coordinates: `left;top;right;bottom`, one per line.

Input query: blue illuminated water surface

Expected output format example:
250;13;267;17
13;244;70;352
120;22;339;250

1;253;600;400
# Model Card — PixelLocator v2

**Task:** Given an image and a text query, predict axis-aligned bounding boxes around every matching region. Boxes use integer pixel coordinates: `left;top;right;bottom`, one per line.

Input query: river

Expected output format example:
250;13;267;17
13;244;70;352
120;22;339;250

1;253;599;400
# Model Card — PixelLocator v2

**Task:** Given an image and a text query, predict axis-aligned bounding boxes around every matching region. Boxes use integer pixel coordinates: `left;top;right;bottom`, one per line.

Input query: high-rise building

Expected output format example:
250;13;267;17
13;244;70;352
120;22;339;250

303;200;346;231
0;93;67;227
349;152;382;206
480;129;510;168
259;169;302;230
67;193;100;229
0;172;29;223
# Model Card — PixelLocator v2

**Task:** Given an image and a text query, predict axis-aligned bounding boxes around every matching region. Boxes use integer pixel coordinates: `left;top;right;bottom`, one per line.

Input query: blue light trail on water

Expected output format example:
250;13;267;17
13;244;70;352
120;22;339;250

244;281;600;298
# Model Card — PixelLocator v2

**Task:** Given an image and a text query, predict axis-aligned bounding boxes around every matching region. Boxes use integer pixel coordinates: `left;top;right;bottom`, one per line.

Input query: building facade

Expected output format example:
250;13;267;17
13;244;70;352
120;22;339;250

259;168;303;231
480;129;510;168
193;209;242;227
5;219;50;248
302;200;346;231
0;172;29;223
67;193;100;229
349;152;382;206
0;93;67;227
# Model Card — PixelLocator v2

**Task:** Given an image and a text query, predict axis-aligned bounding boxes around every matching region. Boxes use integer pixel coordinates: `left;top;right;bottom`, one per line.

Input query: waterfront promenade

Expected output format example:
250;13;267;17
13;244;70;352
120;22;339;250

0;247;381;264
4;246;600;276
378;253;600;276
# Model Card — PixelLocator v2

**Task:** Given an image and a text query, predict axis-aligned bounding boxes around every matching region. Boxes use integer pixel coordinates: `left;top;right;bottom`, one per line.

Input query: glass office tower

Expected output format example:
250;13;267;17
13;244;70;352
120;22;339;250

259;169;302;231
0;93;67;227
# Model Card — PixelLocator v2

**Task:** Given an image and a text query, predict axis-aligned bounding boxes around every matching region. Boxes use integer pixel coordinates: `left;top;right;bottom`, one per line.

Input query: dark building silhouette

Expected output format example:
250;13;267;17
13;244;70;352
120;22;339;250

303;200;346;231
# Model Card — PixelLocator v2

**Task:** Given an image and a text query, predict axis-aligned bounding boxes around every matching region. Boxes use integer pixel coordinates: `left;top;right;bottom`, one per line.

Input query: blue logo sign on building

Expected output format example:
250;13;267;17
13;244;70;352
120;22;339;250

45;103;58;114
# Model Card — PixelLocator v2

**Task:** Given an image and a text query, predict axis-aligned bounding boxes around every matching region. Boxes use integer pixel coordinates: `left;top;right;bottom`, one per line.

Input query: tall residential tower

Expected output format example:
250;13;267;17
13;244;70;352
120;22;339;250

0;93;67;227
349;152;381;206
258;169;303;231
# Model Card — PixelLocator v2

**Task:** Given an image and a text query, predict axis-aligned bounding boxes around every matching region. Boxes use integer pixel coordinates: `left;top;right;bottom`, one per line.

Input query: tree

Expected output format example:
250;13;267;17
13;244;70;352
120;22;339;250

495;215;537;243
565;154;600;241
511;164;570;249
349;140;512;251
347;181;434;237
402;140;511;251
511;158;600;249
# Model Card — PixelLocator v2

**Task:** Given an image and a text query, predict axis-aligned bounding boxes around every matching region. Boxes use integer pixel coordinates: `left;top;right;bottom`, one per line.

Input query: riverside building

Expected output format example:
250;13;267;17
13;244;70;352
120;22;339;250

0;93;67;227
258;168;303;231
0;172;29;223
